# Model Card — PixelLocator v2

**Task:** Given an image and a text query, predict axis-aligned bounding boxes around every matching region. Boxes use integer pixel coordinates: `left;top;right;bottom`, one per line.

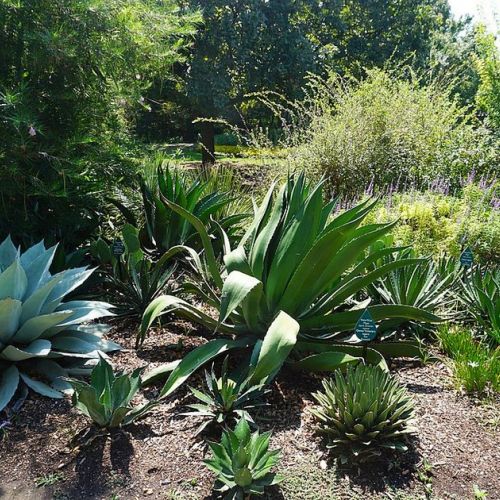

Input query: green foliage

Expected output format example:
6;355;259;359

116;159;247;255
141;175;439;398
91;225;177;320
286;69;499;195
458;267;500;345
473;24;500;130
0;0;199;248
369;184;500;264
67;356;153;428
204;418;282;499
367;247;460;333
311;363;416;464
184;357;269;434
436;325;499;393
0;236;118;412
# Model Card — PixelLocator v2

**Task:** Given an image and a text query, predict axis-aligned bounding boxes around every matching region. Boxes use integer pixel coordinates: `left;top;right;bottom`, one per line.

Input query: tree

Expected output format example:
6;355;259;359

473;24;500;130
177;0;318;163
169;0;456;163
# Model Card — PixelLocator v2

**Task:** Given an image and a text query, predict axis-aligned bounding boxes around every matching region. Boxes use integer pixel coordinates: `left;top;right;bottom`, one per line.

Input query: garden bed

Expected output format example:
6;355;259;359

1;321;498;500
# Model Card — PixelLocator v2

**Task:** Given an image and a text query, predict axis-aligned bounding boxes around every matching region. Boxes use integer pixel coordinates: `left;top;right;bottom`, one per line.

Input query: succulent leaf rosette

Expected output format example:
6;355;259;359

0;236;118;411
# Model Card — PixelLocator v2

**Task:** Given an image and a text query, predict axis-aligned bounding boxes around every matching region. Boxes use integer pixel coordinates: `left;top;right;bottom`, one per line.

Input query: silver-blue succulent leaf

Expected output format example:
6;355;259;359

0;237;118;411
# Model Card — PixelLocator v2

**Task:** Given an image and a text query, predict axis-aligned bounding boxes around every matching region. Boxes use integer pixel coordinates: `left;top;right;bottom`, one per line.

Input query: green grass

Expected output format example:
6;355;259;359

436;325;500;393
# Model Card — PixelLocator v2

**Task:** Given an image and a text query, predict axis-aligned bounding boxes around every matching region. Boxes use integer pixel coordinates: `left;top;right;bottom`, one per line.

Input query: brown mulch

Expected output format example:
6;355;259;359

0;321;498;500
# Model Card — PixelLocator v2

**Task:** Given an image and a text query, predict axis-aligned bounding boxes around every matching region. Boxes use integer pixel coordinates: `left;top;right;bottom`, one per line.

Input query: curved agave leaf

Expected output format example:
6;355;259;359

1;339;52;361
0;259;27;301
19;371;64;399
0;365;20;412
249;311;299;384
0;236;18;270
160;337;253;398
14;311;74;344
220;271;263;325
291;351;360;372
161;197;223;288
0;298;22;344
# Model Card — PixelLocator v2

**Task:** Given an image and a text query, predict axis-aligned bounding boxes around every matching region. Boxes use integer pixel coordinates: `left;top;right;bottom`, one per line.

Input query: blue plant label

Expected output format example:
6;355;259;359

460;247;473;268
112;240;125;257
355;309;377;341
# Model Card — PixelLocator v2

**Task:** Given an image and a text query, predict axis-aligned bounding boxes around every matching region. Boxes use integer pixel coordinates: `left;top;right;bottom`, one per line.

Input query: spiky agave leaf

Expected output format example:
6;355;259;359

183;357;269;433
311;363;416;464
0;236;118;412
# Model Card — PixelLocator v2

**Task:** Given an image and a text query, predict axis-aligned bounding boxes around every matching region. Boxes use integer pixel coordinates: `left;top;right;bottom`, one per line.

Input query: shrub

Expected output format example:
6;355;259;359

286;69;499;195
67;356;154;429
0;236;118;412
311;363;416;464
140;175;439;399
436;325;499;393
368;184;499;264
204;418;282;498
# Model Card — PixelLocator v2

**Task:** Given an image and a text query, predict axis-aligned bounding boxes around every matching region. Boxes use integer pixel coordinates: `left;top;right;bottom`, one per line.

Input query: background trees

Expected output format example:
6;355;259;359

0;0;199;247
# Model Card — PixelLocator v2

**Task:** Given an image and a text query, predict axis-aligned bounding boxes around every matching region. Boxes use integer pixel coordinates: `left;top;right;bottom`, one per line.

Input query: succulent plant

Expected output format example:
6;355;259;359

311;363;416;464
0;236;118;412
184;357;269;434
67;356;153;428
204;418;282;499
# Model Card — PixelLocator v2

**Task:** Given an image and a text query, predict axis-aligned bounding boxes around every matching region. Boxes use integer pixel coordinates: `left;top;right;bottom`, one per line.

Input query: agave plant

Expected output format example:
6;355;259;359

114;158;248;255
91;225;177;320
367;248;459;333
184;357;269;434
140;175;440;399
458;266;500;345
311;363;416;464
0;236;118;412
67;356;153;429
204;417;282;499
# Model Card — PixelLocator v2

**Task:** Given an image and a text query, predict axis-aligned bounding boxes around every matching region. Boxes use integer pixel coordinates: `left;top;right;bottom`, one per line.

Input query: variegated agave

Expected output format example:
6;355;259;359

0;236;118;412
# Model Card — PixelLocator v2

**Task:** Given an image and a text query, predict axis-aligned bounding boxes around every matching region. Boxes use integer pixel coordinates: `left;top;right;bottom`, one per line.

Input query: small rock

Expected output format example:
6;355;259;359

319;460;327;470
143;488;153;496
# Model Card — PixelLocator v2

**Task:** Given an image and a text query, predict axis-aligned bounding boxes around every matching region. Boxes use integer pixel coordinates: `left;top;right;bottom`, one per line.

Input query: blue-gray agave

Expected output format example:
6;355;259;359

0;236;118;411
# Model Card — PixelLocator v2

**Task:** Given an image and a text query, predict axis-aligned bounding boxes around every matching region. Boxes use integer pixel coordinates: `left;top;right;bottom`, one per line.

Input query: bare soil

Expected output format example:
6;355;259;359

0;320;498;500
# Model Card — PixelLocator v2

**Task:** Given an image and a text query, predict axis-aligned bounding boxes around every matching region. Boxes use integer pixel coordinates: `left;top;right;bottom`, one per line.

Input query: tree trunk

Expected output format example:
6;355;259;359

200;121;215;165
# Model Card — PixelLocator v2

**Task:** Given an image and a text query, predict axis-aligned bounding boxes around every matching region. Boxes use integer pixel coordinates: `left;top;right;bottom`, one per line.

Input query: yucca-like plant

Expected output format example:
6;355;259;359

367;248;459;332
0;236;118;412
114;159;248;255
458;266;499;345
311;363;416;464
184;357;269;434
204;417;282;499
67;356;153;428
140;175;440;399
91;224;177;320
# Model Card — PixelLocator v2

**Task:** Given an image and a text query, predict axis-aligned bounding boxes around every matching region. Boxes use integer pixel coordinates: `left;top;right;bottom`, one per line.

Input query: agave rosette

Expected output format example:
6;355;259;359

141;174;440;398
0;236;118;411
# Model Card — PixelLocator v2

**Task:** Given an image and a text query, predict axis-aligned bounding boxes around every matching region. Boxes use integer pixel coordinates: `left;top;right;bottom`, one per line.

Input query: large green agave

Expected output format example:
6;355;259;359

0;236;118;411
140;175;440;398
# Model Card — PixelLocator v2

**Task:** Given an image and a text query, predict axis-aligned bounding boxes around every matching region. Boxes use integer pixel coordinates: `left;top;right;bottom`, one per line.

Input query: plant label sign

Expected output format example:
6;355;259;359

460;247;473;268
355;309;377;341
112;240;125;257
